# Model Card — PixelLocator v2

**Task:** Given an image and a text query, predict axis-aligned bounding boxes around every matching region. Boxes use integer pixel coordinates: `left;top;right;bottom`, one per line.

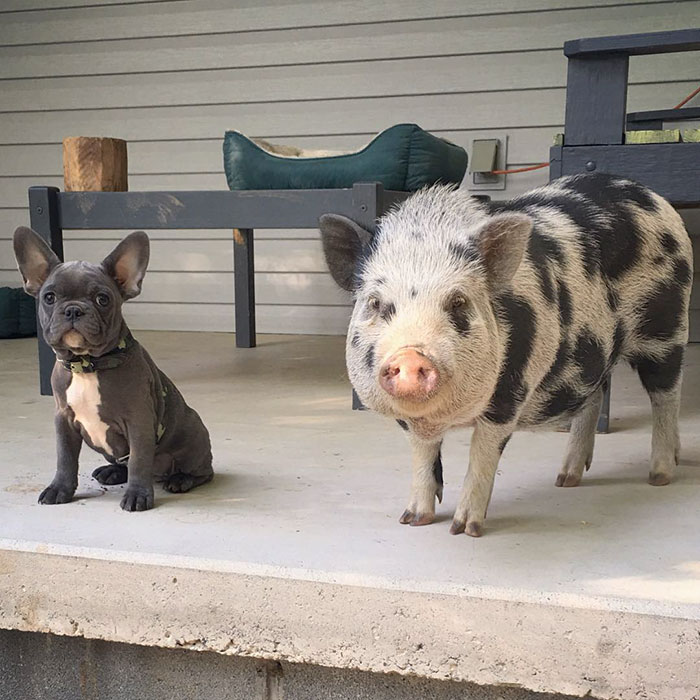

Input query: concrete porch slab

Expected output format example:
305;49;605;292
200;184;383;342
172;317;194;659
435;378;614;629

0;332;699;700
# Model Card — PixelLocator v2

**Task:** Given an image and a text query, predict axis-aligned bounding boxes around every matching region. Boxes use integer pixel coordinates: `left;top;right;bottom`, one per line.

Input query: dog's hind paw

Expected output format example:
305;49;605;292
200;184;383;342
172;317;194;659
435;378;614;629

162;472;212;493
92;464;128;485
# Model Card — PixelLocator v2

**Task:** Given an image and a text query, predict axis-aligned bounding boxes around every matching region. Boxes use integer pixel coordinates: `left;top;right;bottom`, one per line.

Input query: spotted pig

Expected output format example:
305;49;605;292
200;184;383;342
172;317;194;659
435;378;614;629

319;173;693;537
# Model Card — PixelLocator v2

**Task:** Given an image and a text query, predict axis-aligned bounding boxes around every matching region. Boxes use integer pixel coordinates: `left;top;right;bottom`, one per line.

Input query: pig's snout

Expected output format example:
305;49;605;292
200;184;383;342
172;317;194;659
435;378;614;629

379;349;439;400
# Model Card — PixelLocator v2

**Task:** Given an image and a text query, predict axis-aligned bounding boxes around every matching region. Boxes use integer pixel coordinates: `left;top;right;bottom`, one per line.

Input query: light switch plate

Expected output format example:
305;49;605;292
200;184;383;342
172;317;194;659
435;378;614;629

468;136;508;191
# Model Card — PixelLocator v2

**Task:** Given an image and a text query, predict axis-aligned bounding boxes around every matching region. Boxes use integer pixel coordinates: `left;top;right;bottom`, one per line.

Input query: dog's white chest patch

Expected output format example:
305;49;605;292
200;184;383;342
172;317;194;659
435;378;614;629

66;373;111;454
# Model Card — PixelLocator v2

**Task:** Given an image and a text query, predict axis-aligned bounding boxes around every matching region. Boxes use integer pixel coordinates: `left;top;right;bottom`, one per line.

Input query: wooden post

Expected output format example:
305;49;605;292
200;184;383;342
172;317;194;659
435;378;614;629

63;137;128;191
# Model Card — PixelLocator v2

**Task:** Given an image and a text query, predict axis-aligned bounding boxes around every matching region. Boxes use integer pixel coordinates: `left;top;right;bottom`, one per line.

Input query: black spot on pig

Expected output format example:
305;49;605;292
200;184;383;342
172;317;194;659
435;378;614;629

562;175;645;280
380;302;396;322
609;321;625;367
527;231;561;303
351;333;360;348
596;211;641;280
448;304;471;337
541;270;556;304
448;241;480;264
638;280;685;341
653;255;665;266
541;338;571;388
557;279;573;326
528;229;565;265
364;345;375;371
613;182;658;212
540;385;586;419
410;288;417;299
491;192;601;277
674;257;691;287
574;329;606;386
661;232;679;256
577;233;601;278
563;173;658;213
433;451;443;487
631;345;684;394
396;419;409;431
606;286;619;312
484;293;536;424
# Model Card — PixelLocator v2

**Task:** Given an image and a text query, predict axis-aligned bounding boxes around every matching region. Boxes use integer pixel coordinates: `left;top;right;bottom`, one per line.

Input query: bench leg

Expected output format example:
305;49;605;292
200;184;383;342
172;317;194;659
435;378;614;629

597;378;611;434
233;228;256;348
28;186;63;396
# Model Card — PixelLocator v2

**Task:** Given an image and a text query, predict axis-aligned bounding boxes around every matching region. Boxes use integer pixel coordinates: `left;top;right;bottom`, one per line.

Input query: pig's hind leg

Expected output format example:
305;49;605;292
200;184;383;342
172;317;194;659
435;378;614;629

451;421;512;538
634;350;683;486
400;432;443;527
555;385;605;487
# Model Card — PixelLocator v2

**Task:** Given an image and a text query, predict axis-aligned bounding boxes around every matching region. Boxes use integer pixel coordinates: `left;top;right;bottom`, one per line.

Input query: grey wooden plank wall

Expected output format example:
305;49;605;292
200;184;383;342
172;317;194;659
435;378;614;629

0;0;698;335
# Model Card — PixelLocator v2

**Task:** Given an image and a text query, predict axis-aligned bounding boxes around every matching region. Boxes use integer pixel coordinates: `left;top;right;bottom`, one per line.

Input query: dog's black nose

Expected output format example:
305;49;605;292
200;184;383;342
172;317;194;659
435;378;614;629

64;305;84;320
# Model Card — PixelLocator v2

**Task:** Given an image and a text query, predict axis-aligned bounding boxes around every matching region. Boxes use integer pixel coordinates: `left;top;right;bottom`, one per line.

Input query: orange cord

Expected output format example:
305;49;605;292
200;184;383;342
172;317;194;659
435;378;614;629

491;162;549;175
491;84;700;175
673;84;700;109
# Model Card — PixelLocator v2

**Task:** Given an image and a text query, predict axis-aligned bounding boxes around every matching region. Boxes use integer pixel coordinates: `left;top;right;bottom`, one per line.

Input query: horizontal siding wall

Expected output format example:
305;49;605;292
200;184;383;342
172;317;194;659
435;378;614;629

0;0;698;335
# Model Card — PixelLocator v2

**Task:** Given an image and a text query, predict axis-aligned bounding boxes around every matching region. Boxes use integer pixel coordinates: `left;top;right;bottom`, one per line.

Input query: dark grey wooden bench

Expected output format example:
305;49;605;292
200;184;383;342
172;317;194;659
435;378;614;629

28;183;409;396
550;27;700;432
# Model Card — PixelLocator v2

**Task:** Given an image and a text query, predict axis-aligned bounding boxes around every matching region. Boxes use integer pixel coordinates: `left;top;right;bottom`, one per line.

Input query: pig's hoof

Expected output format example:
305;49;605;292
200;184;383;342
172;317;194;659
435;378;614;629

92;464;128;485
449;519;483;537
465;521;483;537
648;472;671;486
449;519;465;535
399;509;434;526
555;472;581;487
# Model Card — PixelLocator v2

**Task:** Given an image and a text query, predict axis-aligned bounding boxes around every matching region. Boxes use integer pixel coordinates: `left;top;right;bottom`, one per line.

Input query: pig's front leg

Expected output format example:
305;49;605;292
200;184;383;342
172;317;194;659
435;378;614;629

450;421;512;537
399;431;443;527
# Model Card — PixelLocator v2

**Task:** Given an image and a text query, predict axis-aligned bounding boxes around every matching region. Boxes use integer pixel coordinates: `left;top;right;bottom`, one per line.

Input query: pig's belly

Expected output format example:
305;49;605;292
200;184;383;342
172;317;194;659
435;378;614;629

516;384;602;428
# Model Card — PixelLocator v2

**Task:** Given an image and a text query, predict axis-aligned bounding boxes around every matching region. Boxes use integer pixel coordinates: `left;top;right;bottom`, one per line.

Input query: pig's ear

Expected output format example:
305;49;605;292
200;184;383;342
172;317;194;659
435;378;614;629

474;214;532;289
101;231;150;300
13;226;61;297
319;214;372;291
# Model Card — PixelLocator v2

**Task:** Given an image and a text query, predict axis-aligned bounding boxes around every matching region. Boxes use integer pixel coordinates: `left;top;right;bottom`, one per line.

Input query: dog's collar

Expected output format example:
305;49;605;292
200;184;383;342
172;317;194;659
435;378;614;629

60;333;134;374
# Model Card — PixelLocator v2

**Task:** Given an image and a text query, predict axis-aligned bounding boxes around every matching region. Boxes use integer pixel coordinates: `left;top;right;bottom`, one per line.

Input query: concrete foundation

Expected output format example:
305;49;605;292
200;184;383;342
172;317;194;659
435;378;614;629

0;332;698;700
0;628;581;700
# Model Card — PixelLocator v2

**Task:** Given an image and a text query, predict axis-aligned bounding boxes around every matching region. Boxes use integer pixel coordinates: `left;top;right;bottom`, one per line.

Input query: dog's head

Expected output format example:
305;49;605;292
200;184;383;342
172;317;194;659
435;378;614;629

13;227;149;359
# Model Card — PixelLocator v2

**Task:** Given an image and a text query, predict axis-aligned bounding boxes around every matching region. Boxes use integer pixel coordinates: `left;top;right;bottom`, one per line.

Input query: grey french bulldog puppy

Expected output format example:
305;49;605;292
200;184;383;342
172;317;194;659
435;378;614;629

13;227;213;511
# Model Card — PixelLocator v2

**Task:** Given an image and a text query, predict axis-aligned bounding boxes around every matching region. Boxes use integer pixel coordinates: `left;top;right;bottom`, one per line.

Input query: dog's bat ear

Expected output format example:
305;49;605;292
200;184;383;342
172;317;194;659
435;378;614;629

13;227;61;297
102;231;150;300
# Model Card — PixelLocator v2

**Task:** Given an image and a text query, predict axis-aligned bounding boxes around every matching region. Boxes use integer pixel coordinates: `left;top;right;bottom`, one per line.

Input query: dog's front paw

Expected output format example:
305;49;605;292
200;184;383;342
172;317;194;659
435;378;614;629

120;485;154;512
38;482;76;505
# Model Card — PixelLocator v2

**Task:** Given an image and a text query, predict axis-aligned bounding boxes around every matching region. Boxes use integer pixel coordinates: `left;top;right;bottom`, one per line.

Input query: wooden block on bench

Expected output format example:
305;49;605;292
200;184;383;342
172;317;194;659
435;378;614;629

63;136;128;191
624;129;681;144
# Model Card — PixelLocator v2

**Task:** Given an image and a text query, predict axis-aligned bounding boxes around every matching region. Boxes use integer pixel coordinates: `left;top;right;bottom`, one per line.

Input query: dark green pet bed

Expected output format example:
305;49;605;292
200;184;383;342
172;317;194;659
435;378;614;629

223;123;467;191
0;287;36;339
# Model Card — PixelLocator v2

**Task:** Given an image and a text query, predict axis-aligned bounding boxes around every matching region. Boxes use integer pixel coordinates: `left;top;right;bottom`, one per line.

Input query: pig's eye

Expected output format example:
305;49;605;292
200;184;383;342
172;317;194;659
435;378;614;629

450;295;468;309
367;296;380;312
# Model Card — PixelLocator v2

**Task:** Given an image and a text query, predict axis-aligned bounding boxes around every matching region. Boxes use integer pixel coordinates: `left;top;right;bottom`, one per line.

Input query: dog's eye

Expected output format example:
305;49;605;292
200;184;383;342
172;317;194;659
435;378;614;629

96;293;110;307
43;291;55;305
